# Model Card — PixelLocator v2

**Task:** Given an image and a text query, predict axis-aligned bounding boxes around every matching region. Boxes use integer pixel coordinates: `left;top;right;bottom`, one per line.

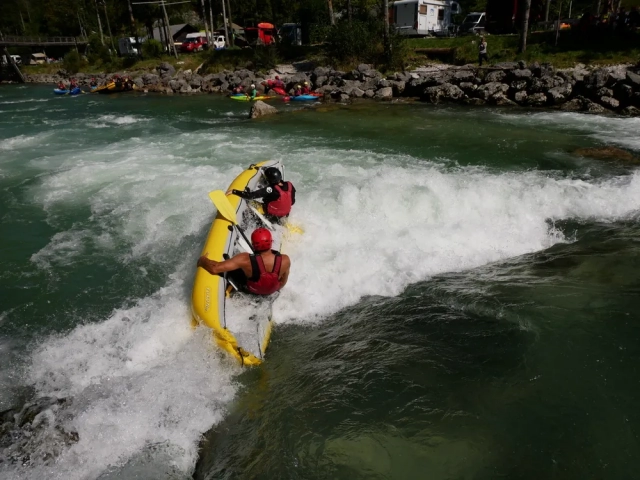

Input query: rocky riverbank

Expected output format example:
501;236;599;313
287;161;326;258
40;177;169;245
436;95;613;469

22;61;640;116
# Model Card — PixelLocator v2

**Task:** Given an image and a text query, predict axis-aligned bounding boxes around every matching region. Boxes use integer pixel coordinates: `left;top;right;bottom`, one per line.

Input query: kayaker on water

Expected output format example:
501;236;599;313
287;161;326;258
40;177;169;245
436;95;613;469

301;81;311;94
197;228;291;296
228;167;296;224
247;84;258;100
293;85;302;96
57;81;67;90
90;77;98;88
274;76;285;89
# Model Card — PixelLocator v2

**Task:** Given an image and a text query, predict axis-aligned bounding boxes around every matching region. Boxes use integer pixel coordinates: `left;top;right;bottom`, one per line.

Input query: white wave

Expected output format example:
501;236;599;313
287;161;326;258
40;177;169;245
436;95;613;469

0;132;53;151
0;98;49;105
273;156;640;323
87;114;150;128
1;274;238;480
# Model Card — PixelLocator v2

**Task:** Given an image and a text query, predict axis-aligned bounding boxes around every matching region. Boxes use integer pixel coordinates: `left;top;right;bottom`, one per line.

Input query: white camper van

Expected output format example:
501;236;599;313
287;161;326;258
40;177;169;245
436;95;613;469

393;0;461;36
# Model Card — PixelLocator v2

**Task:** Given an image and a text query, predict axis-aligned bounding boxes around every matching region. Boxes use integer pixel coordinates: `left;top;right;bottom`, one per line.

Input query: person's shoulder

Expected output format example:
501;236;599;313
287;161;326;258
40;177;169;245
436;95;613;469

234;252;251;261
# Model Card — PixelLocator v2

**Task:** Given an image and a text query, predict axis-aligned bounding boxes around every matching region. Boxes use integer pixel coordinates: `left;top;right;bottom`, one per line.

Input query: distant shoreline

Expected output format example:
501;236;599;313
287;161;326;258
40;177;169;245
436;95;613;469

6;61;640;116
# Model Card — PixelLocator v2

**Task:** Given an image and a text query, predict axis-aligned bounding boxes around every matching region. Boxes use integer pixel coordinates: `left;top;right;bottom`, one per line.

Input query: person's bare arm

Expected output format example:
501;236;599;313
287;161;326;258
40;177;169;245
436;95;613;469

278;255;291;288
198;252;250;275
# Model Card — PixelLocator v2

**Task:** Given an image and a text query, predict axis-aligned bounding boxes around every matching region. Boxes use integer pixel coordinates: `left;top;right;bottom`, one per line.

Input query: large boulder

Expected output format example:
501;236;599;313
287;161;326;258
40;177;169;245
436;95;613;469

452;70;476;83
525;92;548;107
375;86;394;100
485;70;506;83
511;69;533;79
141;73;159;85
514;91;528;104
249;100;278;119
158;62;175;78
621;106;640;116
423;83;464;103
584;68;611;90
626;71;640;88
599;96;620;109
547;83;573;104
477;82;509;101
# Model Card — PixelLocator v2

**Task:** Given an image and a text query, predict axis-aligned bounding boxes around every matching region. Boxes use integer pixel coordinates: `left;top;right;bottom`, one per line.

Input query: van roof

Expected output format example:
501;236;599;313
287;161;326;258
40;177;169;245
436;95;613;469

32;53;47;58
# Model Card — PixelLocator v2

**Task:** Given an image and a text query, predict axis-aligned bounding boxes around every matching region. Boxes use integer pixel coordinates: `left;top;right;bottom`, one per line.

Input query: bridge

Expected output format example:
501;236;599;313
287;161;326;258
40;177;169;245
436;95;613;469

0;36;88;47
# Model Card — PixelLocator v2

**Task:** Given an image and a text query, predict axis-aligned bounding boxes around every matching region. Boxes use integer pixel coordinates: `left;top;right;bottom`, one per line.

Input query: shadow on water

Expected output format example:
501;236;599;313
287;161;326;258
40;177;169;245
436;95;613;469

194;218;640;480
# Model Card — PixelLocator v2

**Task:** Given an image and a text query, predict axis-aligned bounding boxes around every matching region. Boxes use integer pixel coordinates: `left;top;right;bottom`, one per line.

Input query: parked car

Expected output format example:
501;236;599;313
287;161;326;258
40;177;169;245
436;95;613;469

459;12;486;34
212;35;226;50
30;53;47;65
181;32;208;52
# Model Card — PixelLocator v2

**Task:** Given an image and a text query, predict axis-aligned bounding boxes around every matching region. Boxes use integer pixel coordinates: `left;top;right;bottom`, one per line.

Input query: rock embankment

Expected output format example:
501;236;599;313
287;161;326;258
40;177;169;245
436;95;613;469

24;61;640;116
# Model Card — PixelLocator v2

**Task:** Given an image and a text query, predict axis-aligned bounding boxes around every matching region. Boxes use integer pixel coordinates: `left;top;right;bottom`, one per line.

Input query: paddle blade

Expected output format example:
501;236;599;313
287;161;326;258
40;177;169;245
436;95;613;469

208;190;238;225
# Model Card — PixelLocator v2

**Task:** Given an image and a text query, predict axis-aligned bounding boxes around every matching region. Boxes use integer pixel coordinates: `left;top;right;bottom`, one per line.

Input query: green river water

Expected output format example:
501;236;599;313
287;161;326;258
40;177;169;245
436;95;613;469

1;85;639;480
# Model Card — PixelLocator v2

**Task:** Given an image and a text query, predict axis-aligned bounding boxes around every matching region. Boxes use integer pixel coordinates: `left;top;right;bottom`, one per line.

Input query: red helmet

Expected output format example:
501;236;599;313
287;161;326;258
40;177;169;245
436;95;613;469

251;228;272;252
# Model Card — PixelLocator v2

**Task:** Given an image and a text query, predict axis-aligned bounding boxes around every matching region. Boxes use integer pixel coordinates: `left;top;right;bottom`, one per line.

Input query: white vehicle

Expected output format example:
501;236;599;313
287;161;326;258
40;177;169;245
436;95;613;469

212;35;226;50
393;0;461;36
30;53;47;65
118;37;145;56
459;12;486;35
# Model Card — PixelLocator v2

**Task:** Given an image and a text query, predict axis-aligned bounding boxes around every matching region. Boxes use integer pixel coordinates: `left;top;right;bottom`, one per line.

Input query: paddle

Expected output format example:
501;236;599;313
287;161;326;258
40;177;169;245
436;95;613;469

208;190;254;253
248;203;276;231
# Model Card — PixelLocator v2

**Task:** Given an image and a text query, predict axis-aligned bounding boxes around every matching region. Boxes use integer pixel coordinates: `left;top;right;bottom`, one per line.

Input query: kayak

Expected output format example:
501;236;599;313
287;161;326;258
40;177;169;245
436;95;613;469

191;161;296;366
290;94;319;101
93;81;137;94
53;87;82;96
271;86;287;96
230;95;274;102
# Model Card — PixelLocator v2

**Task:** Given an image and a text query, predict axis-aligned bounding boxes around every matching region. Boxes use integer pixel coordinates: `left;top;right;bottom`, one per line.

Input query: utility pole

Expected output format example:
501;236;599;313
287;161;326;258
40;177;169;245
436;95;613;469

198;0;210;45
221;0;229;46
161;0;178;58
94;0;105;45
102;0;117;53
226;0;234;46
126;0;140;57
545;0;551;22
383;0;390;61
209;0;215;42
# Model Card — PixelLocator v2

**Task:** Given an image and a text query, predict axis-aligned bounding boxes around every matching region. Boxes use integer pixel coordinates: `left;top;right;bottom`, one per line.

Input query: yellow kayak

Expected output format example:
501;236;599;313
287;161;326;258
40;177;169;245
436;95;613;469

93;81;137;94
192;160;290;366
229;95;274;101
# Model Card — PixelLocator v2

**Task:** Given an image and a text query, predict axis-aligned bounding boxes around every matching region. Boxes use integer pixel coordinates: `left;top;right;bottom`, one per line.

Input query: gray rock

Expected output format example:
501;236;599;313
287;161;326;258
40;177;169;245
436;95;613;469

357;63;372;73
464;98;486;106
142;73;159;85
477;82;509;100
512;69;533;79
352;87;365;98
493;62;518;69
364;89;375;98
514;91;528;104
599;96;620;109
459;82;477;93
583;99;606;113
314;76;327;88
189;74;202;88
560;98;583;111
510;79;528;91
179;84;193;94
339;93;351;102
391;80;406;95
169;79;184;91
377;79;391;88
529;75;562;93
614;83;633;101
597;87;614;98
375;86;394;99
621;106;640;116
495;95;517;106
249;100;278;119
517;60;527;69
626;71;640;88
485;70;506;83
585;68;610;89
313;66;330;78
158;62;175;77
453;70;475;82
133;77;144;88
526;92;548;106
547;83;573;104
423;83;465;103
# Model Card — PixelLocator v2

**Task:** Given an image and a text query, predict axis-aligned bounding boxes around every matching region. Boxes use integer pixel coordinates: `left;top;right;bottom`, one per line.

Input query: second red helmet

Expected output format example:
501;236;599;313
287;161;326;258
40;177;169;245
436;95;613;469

251;228;272;252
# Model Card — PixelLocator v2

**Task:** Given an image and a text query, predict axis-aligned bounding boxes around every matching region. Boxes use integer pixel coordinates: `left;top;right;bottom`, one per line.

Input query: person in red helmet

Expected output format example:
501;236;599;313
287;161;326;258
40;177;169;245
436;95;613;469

228;167;296;224
197;228;291;296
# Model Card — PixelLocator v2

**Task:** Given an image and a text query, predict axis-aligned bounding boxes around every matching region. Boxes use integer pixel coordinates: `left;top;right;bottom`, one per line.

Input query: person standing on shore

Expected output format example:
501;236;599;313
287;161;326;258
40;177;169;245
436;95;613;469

478;37;489;66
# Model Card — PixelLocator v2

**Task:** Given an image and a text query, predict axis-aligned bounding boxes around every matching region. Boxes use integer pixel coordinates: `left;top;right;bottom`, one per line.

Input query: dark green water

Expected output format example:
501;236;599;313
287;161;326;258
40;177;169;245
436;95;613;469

1;85;639;480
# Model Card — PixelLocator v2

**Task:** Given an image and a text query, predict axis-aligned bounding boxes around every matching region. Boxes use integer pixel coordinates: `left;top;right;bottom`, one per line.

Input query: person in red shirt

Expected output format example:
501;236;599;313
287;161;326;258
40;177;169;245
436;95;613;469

197;228;291;296
229;167;296;224
301;81;311;94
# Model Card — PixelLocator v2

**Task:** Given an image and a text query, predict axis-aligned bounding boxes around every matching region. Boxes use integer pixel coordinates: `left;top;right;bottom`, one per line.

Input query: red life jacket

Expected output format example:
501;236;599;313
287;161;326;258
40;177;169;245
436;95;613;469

266;182;293;217
246;251;282;295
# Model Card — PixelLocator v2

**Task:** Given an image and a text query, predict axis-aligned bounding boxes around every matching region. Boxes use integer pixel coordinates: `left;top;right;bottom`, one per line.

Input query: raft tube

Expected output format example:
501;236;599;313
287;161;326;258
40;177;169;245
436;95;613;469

191;160;285;366
290;94;319;101
230;95;274;102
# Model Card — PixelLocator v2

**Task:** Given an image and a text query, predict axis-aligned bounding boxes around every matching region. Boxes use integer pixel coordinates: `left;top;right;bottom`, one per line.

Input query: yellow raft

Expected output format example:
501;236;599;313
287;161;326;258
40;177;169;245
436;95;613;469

93;81;137;94
191;160;286;366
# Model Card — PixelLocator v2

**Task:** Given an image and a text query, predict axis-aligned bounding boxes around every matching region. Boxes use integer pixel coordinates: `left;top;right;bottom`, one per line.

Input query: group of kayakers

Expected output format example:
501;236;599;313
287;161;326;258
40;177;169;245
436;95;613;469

197;166;296;296
56;75;134;92
231;75;315;100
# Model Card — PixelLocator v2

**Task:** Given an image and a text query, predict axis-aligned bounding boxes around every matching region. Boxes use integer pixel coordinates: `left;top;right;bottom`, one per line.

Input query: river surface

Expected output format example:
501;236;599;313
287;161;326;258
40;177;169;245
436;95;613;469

1;85;640;480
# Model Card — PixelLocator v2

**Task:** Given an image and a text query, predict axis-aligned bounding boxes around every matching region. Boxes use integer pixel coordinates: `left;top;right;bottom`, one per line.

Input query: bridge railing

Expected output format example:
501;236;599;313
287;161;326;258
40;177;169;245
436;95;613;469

0;36;88;45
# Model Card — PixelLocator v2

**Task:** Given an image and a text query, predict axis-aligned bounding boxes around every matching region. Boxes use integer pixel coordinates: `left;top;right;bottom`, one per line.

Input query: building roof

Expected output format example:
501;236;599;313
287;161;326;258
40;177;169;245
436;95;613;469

152;23;198;41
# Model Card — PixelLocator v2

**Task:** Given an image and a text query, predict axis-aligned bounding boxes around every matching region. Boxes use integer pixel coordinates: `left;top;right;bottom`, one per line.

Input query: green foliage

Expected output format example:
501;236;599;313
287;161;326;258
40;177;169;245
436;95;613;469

142;39;164;59
63;50;86;74
87;33;112;65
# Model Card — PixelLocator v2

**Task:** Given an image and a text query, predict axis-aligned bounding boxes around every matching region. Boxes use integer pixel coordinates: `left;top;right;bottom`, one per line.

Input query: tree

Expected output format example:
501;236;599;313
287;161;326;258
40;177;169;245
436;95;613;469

518;0;532;53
